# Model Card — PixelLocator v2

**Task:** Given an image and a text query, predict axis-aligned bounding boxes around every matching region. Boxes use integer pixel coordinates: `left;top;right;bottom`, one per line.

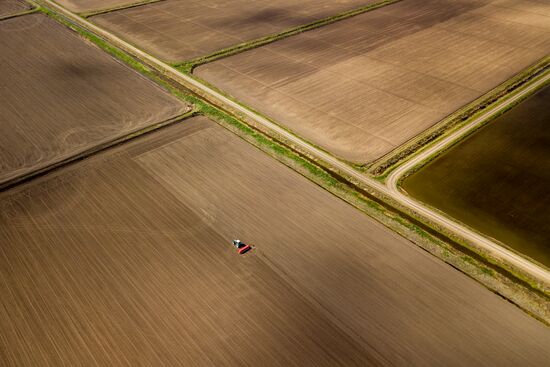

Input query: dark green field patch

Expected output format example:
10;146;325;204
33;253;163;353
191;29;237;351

403;85;550;267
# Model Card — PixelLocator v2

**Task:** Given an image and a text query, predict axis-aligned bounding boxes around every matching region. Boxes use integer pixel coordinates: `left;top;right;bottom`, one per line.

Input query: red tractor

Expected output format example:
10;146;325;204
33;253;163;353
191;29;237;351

232;239;252;254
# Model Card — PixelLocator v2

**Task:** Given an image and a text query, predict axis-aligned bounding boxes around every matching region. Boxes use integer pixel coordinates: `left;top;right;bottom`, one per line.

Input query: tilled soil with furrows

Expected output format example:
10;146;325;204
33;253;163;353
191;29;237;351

196;0;550;163
1;116;549;366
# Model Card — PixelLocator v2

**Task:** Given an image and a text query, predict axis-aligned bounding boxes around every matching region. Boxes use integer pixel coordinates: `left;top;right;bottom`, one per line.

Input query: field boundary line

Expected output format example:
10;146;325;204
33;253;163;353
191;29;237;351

0;4;38;21
384;71;550;275
173;0;402;72
370;57;550;177
0;112;195;192
38;0;550;287
36;0;550;322
392;72;550;186
80;0;164;18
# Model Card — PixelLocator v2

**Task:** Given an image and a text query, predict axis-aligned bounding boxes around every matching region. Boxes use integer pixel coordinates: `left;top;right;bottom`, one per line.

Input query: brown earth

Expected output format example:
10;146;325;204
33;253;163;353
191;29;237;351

0;13;188;186
196;0;550;163
53;0;156;13
0;0;30;18
1;116;549;366
91;0;379;62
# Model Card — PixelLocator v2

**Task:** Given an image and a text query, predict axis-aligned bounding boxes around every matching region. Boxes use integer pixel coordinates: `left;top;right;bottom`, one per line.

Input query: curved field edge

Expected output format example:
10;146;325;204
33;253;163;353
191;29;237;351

391;75;550;273
395;75;550;186
0;112;194;192
38;4;550;324
370;57;550;178
172;0;402;73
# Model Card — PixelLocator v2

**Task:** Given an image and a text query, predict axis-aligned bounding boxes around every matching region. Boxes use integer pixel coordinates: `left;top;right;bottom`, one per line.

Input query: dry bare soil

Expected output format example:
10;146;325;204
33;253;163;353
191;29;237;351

0;0;30;18
196;0;550;163
0;13;187;186
53;0;151;13
91;0;379;62
1;116;549;366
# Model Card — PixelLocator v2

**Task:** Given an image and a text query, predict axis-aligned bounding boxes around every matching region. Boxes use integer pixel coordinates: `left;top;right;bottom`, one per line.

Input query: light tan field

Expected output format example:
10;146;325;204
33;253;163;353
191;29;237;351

91;0;379;62
0;0;30;18
196;0;550;163
1;116;549;366
53;0;156;13
0;14;187;187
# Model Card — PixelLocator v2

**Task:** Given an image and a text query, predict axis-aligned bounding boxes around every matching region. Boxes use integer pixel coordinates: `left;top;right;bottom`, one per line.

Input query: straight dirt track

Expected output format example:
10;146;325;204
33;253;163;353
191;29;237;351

196;0;550;163
0;13;187;186
1;116;549;366
91;0;379;62
0;0;30;18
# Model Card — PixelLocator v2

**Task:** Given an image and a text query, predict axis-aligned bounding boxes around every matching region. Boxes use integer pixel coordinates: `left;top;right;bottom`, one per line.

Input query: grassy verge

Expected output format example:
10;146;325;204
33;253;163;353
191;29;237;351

39;6;152;76
0;112;194;192
370;57;550;177
81;0;164;18
0;5;38;21
40;4;550;323
174;0;402;73
198;98;550;324
187;89;550;323
176;70;363;163
395;74;550;185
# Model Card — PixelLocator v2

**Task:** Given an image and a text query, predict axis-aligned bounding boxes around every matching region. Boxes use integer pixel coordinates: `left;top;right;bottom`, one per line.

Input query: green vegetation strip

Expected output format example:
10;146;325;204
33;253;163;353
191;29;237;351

81;0;164;18
197;98;550;323
395;74;550;184
371;57;550;177
0;112;194;192
179;70;353;164
174;0;402;73
0;6;38;21
175;89;550;317
40;6;152;76
39;5;550;323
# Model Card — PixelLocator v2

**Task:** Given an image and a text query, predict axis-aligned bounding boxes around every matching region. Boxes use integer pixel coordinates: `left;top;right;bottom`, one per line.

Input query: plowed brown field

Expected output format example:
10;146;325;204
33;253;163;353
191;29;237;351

0;0;30;18
0;13;187;186
1;116;549;366
91;0;379;62
54;0;152;13
403;85;550;267
196;0;550;163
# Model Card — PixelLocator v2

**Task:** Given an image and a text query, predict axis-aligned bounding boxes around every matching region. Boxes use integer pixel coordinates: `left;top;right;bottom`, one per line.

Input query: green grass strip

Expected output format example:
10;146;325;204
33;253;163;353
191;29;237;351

0;6;38;21
81;0;164;18
371;57;550;177
39;6;151;76
37;4;550;321
175;0;402;73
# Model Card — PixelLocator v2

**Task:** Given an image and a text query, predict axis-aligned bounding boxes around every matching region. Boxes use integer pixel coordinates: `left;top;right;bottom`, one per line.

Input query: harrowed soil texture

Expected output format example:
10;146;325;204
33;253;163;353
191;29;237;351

91;0;379;62
1;116;549;366
0;0;30;18
403;85;550;268
0;13;188;186
196;0;550;163
54;0;153;13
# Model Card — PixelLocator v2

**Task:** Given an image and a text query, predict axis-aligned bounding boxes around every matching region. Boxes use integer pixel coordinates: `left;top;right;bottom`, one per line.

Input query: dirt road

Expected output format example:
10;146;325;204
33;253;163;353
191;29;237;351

386;73;550;274
36;0;550;286
0;13;187;188
196;0;550;163
0;0;30;18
